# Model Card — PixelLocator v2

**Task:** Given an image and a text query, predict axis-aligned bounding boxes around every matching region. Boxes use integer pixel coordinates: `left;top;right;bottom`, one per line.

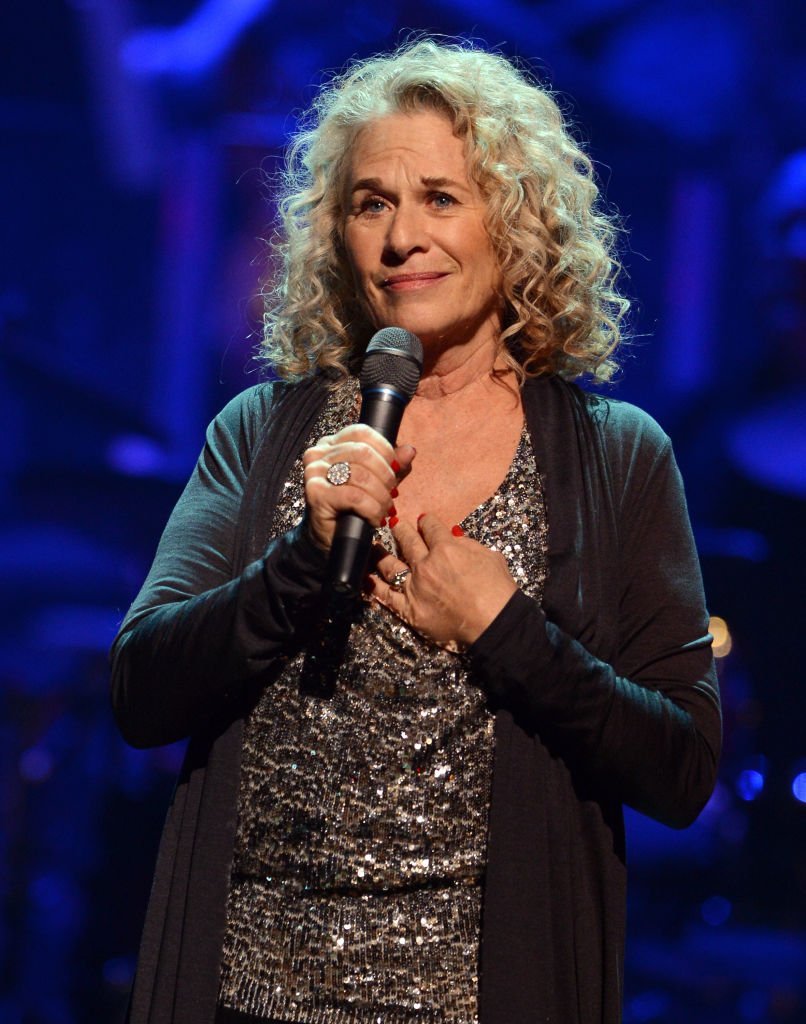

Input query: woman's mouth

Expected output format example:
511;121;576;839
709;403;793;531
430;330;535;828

380;272;448;291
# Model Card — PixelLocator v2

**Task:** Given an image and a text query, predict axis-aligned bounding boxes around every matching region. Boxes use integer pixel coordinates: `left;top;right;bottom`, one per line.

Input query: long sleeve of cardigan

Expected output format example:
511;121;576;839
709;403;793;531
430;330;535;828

468;433;721;830
110;388;329;749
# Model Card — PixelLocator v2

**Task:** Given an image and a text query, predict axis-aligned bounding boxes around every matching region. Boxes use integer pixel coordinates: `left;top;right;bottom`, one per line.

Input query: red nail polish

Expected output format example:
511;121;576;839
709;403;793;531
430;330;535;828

451;524;464;537
391;459;401;474
380;517;387;527
388;504;397;517
390;487;399;498
389;515;399;528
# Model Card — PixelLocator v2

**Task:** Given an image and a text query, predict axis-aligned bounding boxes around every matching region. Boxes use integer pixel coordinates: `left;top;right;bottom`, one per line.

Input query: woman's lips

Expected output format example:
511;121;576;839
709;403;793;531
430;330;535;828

380;272;448;291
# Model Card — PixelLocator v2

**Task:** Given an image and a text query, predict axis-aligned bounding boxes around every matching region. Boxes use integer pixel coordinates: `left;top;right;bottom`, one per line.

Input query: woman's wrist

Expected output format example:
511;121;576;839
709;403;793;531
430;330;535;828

457;579;520;647
299;509;331;555
467;588;545;661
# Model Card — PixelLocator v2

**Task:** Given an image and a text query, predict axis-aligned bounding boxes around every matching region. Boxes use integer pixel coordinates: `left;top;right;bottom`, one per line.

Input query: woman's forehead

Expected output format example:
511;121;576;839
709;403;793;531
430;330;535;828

346;110;474;185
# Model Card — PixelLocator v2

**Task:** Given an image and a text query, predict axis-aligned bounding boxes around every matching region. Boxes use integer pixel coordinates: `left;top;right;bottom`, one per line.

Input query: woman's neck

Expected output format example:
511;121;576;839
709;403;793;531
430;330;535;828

415;338;512;402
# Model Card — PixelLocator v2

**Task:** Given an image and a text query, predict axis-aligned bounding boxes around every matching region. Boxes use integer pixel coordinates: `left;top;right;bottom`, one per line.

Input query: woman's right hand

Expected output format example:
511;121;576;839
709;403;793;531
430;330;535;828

302;424;415;551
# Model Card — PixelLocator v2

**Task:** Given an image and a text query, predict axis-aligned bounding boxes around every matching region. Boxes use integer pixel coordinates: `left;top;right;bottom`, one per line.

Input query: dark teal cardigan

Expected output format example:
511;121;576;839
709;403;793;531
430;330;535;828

111;374;721;1024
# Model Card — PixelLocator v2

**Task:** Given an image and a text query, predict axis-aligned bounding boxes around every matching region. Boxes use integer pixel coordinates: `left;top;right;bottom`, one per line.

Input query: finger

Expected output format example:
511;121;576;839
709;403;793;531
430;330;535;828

306;473;393;525
350;443;400;493
366;544;412;601
416;511;455;547
306;441;399;497
320;442;396;488
368;540;390;571
391;442;416;480
305;448;396;506
334;424;397;471
367;569;410;619
302;440;330;466
304;428;398;484
391;518;430;565
382;560;413;593
371;547;402;578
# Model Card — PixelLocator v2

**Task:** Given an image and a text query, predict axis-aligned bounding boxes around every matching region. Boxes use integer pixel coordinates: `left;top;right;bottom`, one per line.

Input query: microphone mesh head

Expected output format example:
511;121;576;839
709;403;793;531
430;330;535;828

360;327;424;400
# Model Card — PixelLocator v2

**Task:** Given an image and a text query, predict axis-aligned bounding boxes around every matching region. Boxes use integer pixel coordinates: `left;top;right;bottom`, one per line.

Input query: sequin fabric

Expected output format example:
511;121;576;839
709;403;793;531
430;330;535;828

219;378;548;1023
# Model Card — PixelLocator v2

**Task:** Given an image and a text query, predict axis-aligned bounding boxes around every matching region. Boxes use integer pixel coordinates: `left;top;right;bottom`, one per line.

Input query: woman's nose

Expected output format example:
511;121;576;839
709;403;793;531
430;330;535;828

383;202;429;259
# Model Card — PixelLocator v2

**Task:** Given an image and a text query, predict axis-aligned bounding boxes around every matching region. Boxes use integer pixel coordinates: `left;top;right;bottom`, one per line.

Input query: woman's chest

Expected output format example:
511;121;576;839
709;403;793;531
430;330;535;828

393;395;525;526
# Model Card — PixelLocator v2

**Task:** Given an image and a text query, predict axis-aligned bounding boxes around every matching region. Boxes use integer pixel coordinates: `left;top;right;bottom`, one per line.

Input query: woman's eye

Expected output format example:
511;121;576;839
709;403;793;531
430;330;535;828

360;197;387;214
432;193;456;209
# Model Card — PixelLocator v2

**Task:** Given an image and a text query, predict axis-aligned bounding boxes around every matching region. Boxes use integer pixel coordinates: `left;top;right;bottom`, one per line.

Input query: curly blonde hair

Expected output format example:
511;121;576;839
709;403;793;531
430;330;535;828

261;38;629;383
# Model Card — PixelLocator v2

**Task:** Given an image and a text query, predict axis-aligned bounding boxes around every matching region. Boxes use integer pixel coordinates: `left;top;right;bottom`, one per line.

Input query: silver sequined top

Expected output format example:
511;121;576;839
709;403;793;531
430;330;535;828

219;379;548;1023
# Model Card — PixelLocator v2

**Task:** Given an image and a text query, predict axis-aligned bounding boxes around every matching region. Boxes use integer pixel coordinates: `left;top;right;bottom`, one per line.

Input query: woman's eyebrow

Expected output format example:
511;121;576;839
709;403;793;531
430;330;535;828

349;175;470;194
350;177;383;193
420;175;467;191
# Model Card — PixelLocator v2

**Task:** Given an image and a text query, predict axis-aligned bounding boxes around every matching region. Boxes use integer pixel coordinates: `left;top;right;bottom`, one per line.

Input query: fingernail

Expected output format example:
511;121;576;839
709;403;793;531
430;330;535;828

451;524;464;537
389;515;399;528
391;459;401;474
380;517;387;527
388;504;397;517
390;487;399;498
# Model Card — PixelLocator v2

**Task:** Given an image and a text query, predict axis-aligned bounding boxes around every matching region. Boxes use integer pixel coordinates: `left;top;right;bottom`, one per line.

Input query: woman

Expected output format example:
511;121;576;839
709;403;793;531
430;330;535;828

111;39;721;1024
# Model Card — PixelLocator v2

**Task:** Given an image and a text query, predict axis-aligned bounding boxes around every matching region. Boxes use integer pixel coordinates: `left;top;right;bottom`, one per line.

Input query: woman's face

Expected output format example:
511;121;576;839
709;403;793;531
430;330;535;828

342;110;504;362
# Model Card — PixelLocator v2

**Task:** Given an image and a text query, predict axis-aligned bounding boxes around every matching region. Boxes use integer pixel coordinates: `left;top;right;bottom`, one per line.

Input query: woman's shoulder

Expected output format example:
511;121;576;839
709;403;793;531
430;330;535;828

533;375;671;457
213;376;329;438
213;380;276;433
207;375;334;471
525;376;675;494
588;391;670;455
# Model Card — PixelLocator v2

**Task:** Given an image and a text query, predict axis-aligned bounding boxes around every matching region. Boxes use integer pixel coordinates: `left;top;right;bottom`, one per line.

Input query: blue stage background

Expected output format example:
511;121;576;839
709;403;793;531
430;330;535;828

1;2;805;1021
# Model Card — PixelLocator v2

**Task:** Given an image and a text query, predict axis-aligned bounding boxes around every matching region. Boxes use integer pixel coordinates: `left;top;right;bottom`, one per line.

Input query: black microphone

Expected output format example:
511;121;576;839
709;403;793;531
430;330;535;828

328;326;423;595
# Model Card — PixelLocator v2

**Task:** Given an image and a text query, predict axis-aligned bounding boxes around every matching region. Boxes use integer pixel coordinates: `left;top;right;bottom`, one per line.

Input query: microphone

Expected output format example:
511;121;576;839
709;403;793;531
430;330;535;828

328;326;423;595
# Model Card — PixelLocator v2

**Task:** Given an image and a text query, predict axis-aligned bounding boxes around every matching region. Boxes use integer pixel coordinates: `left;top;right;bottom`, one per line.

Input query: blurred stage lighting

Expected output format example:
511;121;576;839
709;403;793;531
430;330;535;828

736;768;765;801
709;615;733;658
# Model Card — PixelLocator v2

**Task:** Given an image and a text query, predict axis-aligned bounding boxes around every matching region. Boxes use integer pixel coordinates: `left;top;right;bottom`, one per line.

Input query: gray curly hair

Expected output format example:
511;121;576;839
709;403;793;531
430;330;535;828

260;38;629;383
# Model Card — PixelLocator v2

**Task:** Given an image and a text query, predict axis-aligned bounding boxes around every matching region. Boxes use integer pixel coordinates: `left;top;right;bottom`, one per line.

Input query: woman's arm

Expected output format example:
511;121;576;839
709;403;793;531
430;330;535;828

371;428;720;828
110;387;332;748
468;437;721;828
111;523;329;749
111;387;412;749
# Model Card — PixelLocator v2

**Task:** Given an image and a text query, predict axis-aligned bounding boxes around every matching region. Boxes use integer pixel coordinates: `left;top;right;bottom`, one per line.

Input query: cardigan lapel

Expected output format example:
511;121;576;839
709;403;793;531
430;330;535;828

479;375;624;1024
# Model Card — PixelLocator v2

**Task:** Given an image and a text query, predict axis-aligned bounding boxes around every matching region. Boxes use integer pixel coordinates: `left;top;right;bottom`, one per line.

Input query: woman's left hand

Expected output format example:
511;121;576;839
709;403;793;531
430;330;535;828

369;513;519;650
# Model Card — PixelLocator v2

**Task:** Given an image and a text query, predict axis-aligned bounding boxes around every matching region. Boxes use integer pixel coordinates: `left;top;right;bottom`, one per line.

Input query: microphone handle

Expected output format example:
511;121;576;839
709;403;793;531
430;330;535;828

328;387;406;594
